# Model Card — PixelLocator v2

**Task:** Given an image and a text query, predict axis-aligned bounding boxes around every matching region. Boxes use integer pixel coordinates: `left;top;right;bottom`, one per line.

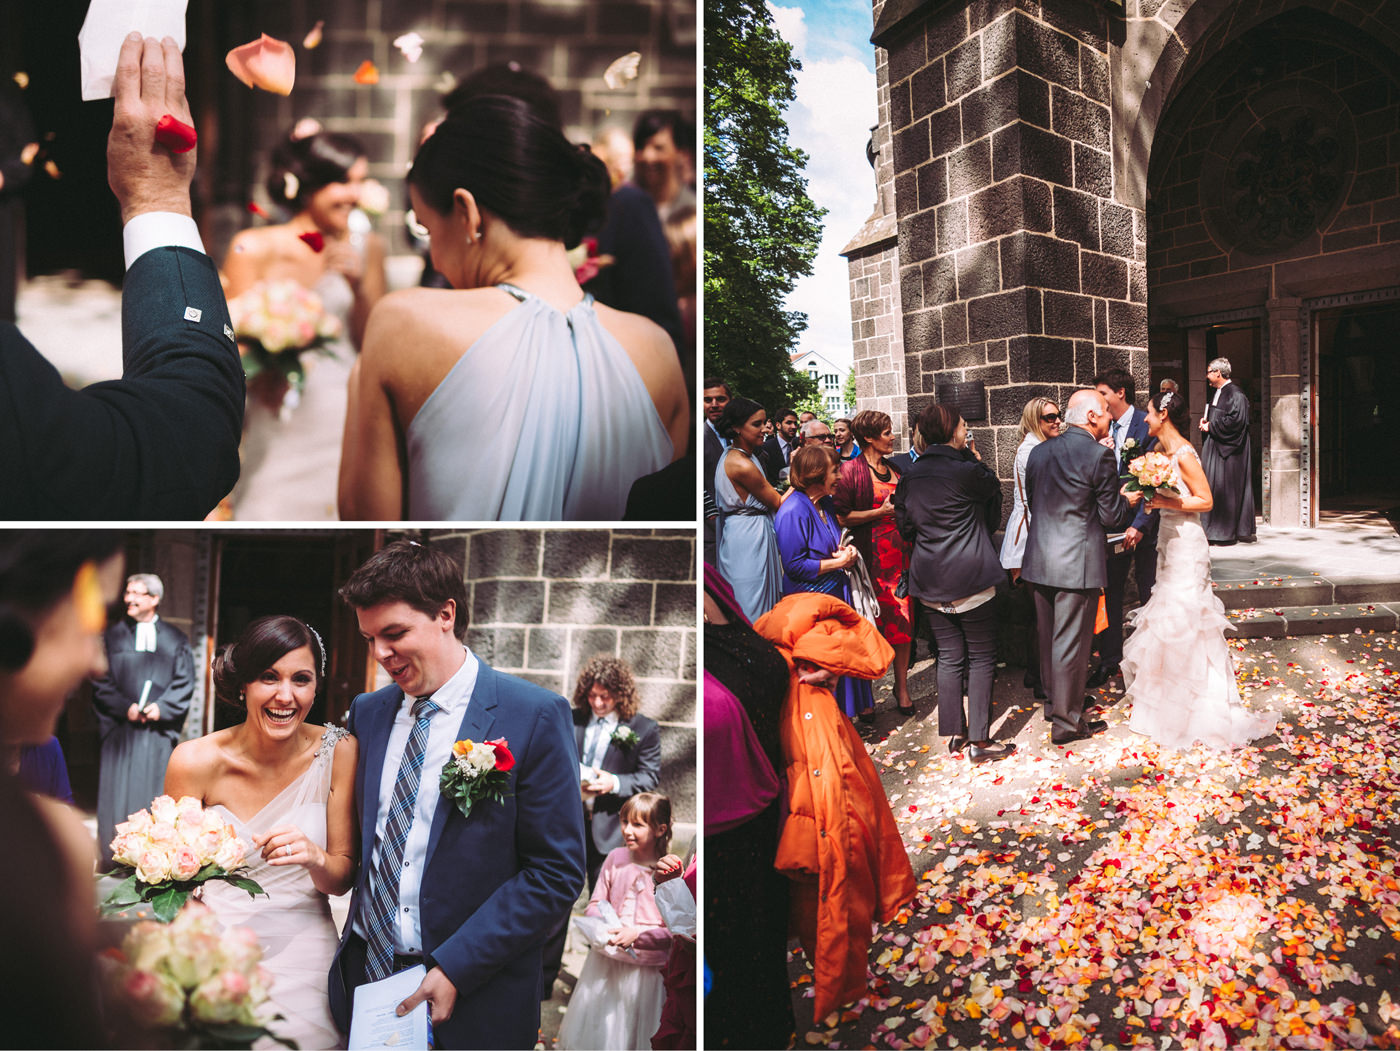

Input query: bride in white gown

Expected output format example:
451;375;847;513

165;616;357;1049
1123;390;1278;750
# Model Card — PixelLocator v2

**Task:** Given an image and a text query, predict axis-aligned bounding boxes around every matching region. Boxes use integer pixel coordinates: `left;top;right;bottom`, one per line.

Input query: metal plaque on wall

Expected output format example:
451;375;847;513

935;380;987;422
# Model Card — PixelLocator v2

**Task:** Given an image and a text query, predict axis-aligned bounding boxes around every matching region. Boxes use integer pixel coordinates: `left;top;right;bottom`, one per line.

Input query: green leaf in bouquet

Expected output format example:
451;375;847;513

191;862;222;882
99;871;144;914
224;874;268;899
198;1021;298;1050
150;885;191;923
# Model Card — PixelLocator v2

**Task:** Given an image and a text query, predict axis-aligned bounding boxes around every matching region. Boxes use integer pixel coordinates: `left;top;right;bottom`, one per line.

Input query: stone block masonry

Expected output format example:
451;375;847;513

874;1;1146;501
408;528;697;844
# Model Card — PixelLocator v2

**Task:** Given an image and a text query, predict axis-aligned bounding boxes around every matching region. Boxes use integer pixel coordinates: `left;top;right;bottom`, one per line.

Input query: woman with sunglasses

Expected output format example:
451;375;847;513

1001;398;1062;698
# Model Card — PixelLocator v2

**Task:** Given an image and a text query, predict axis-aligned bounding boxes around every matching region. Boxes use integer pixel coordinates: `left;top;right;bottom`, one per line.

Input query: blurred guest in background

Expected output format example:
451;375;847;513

714;397;784;622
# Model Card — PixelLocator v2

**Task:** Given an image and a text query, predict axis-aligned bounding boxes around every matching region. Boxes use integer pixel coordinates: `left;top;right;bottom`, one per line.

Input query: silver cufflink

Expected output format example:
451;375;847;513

184;306;202;322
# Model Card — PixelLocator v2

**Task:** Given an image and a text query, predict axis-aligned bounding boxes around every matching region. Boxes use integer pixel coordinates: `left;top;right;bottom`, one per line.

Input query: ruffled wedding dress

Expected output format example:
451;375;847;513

1123;446;1278;750
201;726;349;1049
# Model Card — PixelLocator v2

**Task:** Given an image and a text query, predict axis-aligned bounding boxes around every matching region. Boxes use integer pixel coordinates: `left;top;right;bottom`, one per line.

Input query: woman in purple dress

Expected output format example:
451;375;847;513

773;446;875;720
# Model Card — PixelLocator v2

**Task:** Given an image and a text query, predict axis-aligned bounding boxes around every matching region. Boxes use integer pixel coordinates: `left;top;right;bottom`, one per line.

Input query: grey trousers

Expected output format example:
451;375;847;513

1033;584;1098;738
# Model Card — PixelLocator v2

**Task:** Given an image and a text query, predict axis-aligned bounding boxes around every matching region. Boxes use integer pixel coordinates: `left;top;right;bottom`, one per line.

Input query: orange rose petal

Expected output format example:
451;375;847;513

303;20;324;49
43;159;60;179
353;60;380;84
226;34;297;95
13;71;28;89
20;142;38;165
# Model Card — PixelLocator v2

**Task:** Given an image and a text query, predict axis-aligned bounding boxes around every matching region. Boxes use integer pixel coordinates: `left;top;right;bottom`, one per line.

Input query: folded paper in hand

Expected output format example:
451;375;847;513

78;0;189;101
348;965;430;1050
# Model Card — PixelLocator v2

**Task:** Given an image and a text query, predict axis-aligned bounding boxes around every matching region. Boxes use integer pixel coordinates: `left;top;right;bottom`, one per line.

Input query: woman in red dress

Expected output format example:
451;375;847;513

833;409;915;717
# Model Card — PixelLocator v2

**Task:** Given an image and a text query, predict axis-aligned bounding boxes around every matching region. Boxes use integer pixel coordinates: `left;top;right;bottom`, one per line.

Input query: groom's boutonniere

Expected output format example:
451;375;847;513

610;725;639;751
1120;437;1141;473
439;738;514;818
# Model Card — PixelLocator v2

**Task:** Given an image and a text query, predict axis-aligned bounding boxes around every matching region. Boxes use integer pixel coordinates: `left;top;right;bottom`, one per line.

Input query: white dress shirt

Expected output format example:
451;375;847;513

133;616;159;652
582;711;619;771
122;212;206;269
353;646;480;956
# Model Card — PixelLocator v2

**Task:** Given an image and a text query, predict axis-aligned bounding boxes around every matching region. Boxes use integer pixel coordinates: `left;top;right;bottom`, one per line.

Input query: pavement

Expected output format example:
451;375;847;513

778;625;1400;1050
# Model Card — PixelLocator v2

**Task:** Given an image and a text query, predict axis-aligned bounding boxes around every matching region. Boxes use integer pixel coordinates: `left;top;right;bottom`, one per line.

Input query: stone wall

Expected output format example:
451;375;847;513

874;0;1146;513
414;528;697;842
197;0;696;257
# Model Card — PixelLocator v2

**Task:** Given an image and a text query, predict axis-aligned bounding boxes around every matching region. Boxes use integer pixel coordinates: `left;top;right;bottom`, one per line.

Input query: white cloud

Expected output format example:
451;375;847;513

767;3;808;54
782;41;877;371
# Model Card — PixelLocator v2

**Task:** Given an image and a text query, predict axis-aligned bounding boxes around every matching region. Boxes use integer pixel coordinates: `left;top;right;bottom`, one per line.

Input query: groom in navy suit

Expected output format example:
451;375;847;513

329;540;585;1049
1090;368;1160;688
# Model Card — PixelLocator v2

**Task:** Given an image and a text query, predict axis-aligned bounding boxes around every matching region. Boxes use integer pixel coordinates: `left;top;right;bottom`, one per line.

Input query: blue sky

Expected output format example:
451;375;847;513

767;0;879;372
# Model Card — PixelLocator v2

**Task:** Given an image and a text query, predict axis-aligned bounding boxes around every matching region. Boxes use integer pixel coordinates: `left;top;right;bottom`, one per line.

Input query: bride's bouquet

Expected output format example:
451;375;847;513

100;795;266;924
99;900;294;1049
227;278;343;419
1122;449;1181;502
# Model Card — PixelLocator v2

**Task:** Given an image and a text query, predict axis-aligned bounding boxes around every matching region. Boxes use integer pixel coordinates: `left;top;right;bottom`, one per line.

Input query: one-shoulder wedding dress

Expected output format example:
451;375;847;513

201;726;349;1049
1123;445;1277;750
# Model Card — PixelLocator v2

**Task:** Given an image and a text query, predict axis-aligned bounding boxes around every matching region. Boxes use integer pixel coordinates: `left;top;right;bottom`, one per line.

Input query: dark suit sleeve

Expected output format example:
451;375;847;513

893;472;914;543
151;632;194;739
584;185;683;353
1210;385;1249;450
609;719;661;799
0;247;244;519
431;695;586;997
1093;444;1135;529
91;635;131;734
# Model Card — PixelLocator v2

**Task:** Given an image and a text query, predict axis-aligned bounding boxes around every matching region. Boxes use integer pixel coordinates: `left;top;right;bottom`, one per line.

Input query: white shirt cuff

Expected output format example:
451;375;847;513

123;212;206;269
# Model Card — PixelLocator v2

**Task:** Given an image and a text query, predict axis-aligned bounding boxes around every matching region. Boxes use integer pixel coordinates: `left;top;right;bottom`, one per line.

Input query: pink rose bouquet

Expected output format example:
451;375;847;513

1122;449;1181;502
99;900;292;1049
101;795;265;923
227;278;343;418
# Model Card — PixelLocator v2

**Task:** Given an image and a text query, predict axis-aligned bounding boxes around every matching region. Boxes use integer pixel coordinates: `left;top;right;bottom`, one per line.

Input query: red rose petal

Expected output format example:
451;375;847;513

299;230;325;252
154;114;197;153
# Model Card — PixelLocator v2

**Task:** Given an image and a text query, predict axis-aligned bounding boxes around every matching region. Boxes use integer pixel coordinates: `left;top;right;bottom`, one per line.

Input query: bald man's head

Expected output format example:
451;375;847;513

1064;388;1111;439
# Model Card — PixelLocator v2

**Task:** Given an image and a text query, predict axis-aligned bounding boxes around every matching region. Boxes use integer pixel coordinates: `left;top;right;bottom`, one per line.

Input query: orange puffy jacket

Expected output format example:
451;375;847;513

754;593;918;1022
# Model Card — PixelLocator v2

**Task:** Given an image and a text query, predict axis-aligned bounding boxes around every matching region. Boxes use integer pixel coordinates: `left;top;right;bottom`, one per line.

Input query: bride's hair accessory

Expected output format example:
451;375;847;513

1160;391;1174;410
283;171;300;201
307;623;327;677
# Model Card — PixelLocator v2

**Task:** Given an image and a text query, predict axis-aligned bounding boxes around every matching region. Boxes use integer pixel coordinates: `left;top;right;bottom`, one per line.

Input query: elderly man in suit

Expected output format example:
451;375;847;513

1022;389;1142;746
1090;368;1160;687
0;34;243;520
91;572;193;867
330;540;584;1050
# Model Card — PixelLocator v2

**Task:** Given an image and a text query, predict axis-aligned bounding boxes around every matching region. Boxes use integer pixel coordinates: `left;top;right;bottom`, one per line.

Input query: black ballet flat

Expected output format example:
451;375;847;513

969;741;1017;764
857;710;876;725
948;735;967;754
897;701;916;717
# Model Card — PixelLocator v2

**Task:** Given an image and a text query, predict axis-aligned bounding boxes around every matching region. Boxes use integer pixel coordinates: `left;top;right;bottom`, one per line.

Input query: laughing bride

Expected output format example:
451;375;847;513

164;616;357;1049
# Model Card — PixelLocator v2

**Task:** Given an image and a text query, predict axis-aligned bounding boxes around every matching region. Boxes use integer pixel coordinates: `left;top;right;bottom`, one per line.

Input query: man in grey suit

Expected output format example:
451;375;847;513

1022;389;1143;746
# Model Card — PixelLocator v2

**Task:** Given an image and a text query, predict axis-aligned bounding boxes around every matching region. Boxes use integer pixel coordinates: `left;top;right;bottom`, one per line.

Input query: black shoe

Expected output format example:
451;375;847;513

857;710;875;725
1052;728;1092;746
969;741;1017;763
1082;718;1109;735
948;735;967;754
1023;671;1048;699
1086;664;1120;689
1240;535;1258;544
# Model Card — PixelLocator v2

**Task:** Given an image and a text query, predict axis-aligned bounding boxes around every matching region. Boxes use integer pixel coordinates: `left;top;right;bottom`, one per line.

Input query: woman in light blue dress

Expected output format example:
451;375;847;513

714;397;783;623
339;95;690;521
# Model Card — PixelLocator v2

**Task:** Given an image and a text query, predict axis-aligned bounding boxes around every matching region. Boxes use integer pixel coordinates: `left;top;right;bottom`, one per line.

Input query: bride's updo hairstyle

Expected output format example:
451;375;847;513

1150;388;1191;435
266;127;365;212
407;94;610;250
212;615;325;707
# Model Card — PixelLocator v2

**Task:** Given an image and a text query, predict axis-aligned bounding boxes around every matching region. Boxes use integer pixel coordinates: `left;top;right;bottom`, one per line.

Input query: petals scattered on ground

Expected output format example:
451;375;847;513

789;632;1400;1050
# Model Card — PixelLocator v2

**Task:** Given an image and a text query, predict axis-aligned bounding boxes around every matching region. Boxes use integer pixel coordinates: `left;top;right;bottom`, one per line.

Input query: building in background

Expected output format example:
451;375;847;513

59;527;697;848
846;0;1400;526
792;348;853;418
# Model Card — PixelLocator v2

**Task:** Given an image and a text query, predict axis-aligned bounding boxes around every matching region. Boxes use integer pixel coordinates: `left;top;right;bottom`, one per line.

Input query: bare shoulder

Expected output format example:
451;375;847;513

168;732;229;784
31;796;94;880
227;224;289;262
593;302;675;365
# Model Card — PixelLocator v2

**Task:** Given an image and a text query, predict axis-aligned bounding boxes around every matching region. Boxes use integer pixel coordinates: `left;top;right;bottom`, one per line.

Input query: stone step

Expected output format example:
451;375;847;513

1212;575;1400;611
1225;602;1400;639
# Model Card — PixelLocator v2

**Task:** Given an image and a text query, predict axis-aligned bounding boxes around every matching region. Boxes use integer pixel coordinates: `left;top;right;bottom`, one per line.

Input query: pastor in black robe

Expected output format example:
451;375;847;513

1201;380;1256;543
91;617;193;867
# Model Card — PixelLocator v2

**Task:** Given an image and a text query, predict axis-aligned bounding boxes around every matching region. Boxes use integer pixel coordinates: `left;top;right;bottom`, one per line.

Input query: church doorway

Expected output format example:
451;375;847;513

206;533;377;734
1314;295;1400;517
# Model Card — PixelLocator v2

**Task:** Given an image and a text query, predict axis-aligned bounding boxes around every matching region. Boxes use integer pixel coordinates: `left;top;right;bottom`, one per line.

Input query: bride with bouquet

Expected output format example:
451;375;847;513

1121;390;1278;750
163;616;357;1049
223;123;387;520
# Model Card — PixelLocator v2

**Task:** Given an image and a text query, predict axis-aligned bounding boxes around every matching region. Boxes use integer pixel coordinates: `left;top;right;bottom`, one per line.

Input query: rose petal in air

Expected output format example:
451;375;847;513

353;60;379;85
247;201;270;219
602;51;642;89
299;231;325;253
20;142;38;166
13;72;29;89
393;32;425;63
226;35;297;96
303;21;324;49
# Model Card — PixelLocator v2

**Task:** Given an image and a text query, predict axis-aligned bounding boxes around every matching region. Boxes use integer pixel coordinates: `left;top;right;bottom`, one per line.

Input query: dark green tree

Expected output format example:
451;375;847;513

704;0;826;409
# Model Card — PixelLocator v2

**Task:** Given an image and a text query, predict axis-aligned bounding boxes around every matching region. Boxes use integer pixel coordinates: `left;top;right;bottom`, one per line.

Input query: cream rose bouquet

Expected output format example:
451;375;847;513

1123;449;1181;502
100;795;266;923
99;900;293;1049
227;278;342;419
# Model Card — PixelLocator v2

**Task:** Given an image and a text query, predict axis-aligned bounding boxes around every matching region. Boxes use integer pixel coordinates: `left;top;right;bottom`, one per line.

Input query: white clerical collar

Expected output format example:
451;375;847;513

134;617;159;652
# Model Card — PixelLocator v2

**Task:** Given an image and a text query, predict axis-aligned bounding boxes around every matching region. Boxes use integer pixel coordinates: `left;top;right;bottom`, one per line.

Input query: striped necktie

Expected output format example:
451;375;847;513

363;694;440;982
